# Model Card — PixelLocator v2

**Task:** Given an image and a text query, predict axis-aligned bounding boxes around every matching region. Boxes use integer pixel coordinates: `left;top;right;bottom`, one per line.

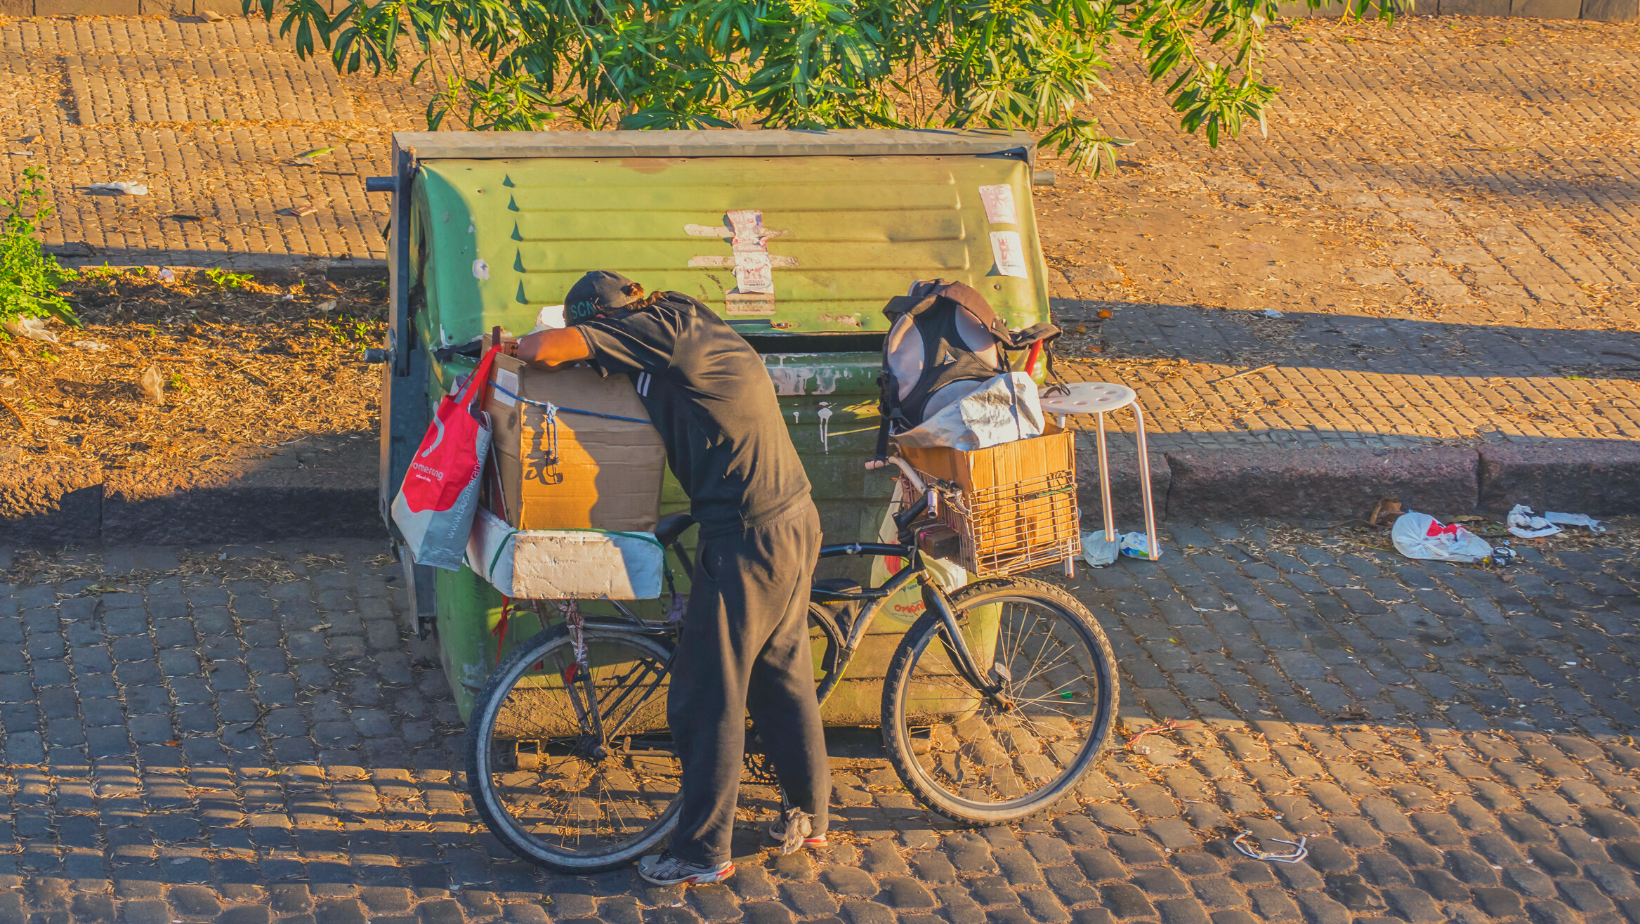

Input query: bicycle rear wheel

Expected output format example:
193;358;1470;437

881;577;1118;825
466;624;681;872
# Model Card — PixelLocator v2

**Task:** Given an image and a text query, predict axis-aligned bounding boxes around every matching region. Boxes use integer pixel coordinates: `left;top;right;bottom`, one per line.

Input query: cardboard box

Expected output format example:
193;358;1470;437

897;422;1075;495
481;353;666;533
897;424;1080;577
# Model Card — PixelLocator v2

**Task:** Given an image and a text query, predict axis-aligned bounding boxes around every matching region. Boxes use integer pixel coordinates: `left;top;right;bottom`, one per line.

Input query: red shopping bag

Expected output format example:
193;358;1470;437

391;345;501;570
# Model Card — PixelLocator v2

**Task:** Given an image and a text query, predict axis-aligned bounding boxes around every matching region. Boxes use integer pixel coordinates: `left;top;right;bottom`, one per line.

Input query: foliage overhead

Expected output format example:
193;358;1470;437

0;167;77;329
250;0;1398;174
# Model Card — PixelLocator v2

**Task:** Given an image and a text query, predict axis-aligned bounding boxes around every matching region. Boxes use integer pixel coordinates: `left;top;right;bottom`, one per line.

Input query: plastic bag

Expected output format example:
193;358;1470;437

871;478;968;625
1119;532;1157;560
1392;512;1492;564
1507;505;1560;539
1546;511;1605;534
391;345;501;570
893;372;1044;451
1082;530;1159;565
3;317;56;343
87;181;148;196
1082;532;1119;567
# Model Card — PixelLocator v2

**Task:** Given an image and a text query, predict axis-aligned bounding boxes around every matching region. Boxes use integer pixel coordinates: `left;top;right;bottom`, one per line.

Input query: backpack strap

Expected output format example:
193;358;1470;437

1004;321;1061;350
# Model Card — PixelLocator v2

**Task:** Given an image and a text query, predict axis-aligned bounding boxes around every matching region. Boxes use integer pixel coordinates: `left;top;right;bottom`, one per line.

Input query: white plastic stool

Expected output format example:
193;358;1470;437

1039;382;1159;561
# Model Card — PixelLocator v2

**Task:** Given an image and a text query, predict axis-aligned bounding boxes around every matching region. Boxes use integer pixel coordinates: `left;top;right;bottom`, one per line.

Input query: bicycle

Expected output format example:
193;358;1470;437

465;457;1119;873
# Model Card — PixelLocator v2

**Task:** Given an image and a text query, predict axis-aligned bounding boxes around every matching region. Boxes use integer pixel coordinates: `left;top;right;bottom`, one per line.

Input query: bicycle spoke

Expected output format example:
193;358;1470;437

890;585;1114;818
471;628;682;869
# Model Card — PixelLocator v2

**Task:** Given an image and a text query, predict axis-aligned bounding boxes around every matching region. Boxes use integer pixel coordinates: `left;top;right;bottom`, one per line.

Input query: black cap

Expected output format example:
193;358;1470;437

565;270;641;325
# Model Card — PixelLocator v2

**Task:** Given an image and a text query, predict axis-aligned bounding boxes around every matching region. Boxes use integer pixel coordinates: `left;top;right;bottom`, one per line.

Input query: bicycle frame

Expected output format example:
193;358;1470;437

813;542;1008;711
525;475;1010;755
550;539;1007;736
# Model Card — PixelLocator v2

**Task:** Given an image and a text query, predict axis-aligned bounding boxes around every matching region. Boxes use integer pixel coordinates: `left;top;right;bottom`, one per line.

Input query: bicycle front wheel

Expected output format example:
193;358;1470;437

881;577;1118;825
466;624;681;872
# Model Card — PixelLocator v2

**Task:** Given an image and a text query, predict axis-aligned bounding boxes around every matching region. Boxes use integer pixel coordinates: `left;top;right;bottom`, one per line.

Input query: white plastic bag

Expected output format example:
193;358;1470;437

893;372;1044;451
1546;511;1605;534
87;181;148;196
871;478;968;624
1507;505;1560;539
3;317;56;343
1082;529;1159;565
1082;533;1119;567
1119;532;1158;560
1392;512;1492;564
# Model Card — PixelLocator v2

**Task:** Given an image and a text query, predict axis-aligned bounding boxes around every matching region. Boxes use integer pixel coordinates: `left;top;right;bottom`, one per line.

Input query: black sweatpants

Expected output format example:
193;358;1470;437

667;502;829;867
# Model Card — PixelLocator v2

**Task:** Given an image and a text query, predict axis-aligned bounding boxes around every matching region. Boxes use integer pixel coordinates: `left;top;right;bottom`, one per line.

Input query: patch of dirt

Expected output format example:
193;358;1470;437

0;268;385;471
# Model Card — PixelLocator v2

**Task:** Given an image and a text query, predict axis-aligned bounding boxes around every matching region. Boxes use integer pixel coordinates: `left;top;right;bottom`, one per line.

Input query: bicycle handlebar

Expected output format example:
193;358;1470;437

893;492;930;535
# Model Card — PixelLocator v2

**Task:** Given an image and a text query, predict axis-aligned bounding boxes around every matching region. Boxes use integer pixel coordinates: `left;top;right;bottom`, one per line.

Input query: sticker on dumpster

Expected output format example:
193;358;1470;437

989;231;1029;278
733;251;774;294
472;258;489;280
687;210;789;314
979;184;1019;224
726;210;775;294
688;254;797;269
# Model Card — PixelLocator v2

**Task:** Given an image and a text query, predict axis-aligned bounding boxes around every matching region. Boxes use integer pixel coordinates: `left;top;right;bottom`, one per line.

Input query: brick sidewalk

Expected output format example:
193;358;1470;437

4;528;1640;923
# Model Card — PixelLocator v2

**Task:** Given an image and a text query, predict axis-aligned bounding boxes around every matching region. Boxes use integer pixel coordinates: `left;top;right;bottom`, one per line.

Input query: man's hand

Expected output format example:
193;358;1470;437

517;328;594;368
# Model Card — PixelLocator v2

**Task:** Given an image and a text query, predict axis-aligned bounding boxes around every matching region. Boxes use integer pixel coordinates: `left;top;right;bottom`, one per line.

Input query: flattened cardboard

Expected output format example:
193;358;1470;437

482;353;666;533
466;508;663;600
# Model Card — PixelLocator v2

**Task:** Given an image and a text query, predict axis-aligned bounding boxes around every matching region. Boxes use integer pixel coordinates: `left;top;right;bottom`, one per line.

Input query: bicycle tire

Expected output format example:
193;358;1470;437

880;577;1118;825
809;601;846;705
466;624;681;872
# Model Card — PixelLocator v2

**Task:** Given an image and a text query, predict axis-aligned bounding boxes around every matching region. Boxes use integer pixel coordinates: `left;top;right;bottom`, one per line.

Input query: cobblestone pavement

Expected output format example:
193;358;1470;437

4;526;1640;924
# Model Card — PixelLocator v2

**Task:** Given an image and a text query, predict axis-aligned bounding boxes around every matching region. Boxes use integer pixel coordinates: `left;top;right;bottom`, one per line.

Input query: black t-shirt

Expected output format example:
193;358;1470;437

575;293;812;538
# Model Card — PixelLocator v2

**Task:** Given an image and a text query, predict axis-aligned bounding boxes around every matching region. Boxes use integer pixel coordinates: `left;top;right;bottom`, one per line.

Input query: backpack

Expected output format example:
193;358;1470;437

874;279;1060;462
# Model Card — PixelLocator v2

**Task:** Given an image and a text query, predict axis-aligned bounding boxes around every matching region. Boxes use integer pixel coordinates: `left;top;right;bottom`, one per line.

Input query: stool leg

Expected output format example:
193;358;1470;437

1133;402;1158;561
1097;411;1115;542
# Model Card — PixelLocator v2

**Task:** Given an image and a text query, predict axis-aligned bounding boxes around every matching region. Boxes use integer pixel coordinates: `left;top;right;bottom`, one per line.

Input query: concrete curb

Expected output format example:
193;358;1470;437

0;452;384;548
1076;440;1640;528
1162;446;1481;522
5;439;1637;548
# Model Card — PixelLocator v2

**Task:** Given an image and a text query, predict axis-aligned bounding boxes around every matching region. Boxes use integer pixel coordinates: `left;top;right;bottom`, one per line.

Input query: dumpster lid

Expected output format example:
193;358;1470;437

394;129;1036;165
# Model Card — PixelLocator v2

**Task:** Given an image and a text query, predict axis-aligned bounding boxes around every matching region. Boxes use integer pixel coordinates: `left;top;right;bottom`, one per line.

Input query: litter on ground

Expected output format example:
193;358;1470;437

1233;832;1310;864
1506;505;1606;539
1392;512;1492;563
87;181;149;195
1545;511;1605;533
4;317;57;342
1082;532;1119;567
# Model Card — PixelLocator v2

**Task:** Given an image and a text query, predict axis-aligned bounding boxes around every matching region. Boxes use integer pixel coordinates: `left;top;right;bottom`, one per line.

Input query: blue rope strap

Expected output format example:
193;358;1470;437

490;382;651;425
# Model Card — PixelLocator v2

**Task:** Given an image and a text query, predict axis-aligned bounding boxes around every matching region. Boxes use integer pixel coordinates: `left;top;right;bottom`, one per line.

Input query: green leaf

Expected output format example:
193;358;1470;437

246;0;1287;176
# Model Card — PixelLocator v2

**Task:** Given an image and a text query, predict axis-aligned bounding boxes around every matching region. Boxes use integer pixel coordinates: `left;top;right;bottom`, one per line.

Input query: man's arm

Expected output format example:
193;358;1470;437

517;328;593;367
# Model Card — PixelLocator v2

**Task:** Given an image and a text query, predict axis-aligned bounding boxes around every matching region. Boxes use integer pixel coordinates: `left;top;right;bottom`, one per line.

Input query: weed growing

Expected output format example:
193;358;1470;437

0;167;77;330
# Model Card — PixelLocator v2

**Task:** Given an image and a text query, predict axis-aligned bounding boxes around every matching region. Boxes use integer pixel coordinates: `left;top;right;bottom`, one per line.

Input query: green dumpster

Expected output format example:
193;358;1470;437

370;130;1055;723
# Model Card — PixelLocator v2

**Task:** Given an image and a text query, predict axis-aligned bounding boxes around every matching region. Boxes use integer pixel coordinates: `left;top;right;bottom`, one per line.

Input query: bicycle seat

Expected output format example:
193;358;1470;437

655;511;696;546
